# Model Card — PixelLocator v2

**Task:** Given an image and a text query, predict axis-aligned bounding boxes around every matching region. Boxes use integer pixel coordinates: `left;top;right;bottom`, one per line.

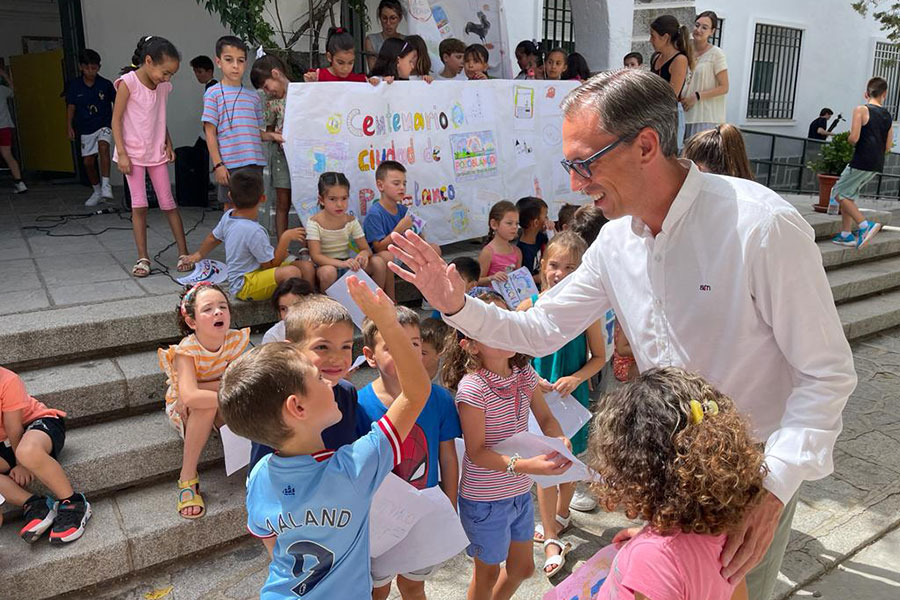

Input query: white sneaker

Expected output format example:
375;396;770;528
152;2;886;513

101;182;114;199
13;181;27;194
84;189;102;207
569;488;598;512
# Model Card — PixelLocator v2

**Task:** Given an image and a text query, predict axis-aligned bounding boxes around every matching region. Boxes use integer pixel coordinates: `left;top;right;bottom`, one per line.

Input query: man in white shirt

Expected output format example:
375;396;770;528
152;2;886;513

387;69;856;600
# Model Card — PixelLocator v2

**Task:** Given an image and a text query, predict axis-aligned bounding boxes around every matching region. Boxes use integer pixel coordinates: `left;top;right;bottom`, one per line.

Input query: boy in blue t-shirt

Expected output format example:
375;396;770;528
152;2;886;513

219;279;430;600
65;49;116;206
248;294;369;471
186;169;311;300
358;306;461;598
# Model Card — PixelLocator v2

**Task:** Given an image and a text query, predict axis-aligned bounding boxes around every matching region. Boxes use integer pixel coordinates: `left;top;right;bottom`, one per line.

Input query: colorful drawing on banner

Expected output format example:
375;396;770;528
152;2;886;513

448;203;470;235
515;136;536;169
407;0;432;21
543;543;617;600
514;86;534;119
450;130;498;181
292;196;320;224
291;139;349;178
432;4;452;36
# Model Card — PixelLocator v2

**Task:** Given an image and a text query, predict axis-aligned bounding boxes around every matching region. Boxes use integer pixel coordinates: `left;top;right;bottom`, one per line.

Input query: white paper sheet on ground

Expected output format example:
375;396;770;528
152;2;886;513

220;425;251;476
369;473;434;558
529;391;592;439
492;431;596;488
491;266;540;309
371;487;469;578
325;268;380;329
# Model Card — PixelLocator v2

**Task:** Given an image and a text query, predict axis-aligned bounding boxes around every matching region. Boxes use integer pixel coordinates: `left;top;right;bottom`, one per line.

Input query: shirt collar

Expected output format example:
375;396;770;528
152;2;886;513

629;159;703;237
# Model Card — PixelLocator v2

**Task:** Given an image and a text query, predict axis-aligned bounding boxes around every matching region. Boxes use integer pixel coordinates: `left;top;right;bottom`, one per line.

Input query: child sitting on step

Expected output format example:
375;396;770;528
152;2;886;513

158;282;250;519
0;366;91;544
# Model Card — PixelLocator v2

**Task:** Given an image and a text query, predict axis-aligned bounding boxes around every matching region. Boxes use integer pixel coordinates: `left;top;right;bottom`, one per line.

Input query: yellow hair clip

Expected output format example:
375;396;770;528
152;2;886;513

689;399;719;424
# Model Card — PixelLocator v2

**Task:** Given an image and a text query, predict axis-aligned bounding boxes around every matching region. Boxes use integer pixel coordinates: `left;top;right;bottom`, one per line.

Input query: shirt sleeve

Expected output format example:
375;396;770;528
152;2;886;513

444;233;613;358
0;373;29;413
713;48;728;74
435;386;463;441
342;415;403;494
245;461;277;538
107;79;117;105
749;208;856;504
212;213;227;242
363;206;389;244
201;88;220;126
254;92;264;130
248;227;276;264
306;219;321;242
455;374;487;410
349;218;365;242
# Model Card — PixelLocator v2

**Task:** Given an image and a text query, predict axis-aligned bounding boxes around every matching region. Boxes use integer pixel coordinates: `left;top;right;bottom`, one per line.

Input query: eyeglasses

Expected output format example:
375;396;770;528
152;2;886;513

560;137;626;179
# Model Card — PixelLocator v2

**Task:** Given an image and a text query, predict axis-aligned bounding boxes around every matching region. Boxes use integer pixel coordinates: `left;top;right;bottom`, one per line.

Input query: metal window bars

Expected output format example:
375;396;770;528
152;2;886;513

746;23;803;120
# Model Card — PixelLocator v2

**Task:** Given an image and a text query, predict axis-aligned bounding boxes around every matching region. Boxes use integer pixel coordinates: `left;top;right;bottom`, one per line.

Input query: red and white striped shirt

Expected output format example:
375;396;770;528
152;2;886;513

457;365;537;501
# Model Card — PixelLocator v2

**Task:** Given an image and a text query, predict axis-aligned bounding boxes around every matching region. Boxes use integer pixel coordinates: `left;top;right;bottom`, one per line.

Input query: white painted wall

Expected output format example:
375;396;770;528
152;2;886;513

709;0;888;139
0;0;62;65
572;0;633;72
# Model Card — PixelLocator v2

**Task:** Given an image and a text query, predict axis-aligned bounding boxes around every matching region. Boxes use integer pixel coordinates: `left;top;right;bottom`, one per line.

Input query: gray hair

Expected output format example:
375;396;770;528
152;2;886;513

561;69;679;157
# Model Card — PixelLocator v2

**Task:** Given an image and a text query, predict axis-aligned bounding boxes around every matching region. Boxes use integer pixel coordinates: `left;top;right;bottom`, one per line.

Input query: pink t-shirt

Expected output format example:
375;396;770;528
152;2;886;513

0;367;66;442
113;70;171;166
597;527;736;600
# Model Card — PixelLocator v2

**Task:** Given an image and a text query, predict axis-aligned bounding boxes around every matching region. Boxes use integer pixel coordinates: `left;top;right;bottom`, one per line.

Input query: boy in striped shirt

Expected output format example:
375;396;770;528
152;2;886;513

219;279;430;599
203;35;267;210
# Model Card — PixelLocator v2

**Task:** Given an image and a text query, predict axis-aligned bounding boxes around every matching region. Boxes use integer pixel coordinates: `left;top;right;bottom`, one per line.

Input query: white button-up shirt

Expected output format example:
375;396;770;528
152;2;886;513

446;162;856;504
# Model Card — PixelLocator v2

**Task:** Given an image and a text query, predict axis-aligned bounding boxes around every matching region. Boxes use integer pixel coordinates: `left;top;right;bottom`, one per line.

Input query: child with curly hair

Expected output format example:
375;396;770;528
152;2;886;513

158;283;250;519
589;366;765;600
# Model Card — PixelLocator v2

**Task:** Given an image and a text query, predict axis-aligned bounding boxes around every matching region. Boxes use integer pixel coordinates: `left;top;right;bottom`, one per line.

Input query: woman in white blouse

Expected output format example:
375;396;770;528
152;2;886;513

683;11;729;140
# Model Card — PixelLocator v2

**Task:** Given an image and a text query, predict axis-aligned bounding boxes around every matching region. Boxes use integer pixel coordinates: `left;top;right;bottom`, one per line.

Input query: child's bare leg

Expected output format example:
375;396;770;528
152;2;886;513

180;407;217;516
274;264;304;285
83;154;100;185
0;145;22;180
275;187;291;240
316;265;338;291
838;196;866;230
375;252;396;299
468;558;500;600
492;540;535;600
557;482;575;519
396;575;426;600
372;583;391;600
163;208;190;256
367;255;388;290
296;260;318;292
98;141;112;178
0;457;32;506
15;430;74;500
132;206;150;260
537;485;563;570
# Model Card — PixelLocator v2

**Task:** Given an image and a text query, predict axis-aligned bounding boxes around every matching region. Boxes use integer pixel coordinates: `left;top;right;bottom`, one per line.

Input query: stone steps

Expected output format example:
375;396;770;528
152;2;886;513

827;255;900;304
838;287;900;340
0;467;247;600
819;230;900;269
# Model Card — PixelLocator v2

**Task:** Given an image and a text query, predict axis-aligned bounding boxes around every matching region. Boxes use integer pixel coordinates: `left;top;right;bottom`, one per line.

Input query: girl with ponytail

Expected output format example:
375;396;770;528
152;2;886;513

588;367;765;600
303;27;373;83
650;15;694;150
112;36;192;278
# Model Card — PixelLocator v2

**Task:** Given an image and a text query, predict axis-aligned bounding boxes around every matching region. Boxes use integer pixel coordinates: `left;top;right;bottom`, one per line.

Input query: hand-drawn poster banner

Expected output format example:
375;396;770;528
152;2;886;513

401;0;513;79
282;79;583;245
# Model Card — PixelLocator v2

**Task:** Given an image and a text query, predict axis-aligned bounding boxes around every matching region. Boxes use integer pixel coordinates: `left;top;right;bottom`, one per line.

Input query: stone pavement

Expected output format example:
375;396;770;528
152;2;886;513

70;329;900;600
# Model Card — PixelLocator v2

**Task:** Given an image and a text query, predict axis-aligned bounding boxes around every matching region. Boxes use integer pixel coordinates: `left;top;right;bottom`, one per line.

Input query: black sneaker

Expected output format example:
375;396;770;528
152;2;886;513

49;493;92;545
19;495;58;543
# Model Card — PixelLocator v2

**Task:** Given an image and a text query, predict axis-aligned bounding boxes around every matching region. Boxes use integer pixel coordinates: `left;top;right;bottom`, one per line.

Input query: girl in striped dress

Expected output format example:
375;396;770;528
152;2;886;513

158;283;249;519
442;290;571;600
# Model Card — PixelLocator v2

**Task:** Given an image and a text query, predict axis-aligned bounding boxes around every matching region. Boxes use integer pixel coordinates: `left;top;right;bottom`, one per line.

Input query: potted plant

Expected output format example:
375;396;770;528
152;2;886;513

807;131;854;213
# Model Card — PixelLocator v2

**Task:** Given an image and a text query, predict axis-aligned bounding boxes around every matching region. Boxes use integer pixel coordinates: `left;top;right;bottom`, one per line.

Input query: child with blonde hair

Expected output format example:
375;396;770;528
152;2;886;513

443;291;572;600
158;283;250;518
477;201;522;286
589;367;764;600
517;232;608;576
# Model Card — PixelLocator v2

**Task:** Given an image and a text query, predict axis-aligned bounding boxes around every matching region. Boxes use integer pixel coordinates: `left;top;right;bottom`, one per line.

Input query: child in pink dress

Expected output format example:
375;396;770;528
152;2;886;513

112;35;191;278
477;200;522;287
588;367;763;600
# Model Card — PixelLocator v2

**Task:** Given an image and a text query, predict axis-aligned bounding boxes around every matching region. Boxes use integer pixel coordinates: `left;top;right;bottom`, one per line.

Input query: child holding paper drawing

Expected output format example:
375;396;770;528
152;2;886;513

358;306;462;599
589;367;762;600
308;171;391;295
221;279;431;599
158;283;250;519
516;232;607;576
443;290;571;600
477;201;522;287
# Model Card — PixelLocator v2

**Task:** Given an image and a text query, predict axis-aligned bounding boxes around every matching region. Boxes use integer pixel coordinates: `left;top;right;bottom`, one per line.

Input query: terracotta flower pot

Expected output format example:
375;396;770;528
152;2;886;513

814;173;840;214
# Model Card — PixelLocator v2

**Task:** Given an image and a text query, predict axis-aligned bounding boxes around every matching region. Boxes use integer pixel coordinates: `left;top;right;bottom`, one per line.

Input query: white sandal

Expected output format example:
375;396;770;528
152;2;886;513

533;513;572;543
542;538;572;578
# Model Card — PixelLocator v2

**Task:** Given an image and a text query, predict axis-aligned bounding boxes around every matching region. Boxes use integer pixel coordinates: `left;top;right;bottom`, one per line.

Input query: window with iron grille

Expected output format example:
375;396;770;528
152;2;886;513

543;0;574;54
746;24;802;119
873;41;900;120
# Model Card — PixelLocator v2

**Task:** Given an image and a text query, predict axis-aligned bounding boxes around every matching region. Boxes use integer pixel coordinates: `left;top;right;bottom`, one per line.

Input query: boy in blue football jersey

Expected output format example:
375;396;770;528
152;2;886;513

219;278;430;599
358;306;462;599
